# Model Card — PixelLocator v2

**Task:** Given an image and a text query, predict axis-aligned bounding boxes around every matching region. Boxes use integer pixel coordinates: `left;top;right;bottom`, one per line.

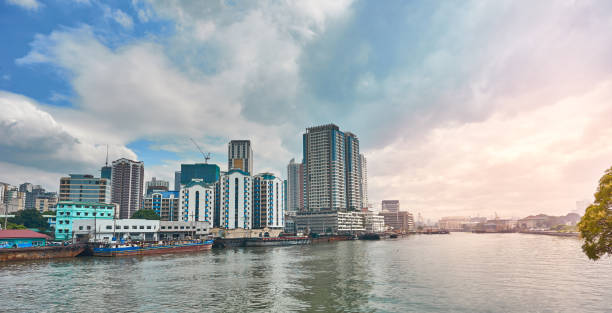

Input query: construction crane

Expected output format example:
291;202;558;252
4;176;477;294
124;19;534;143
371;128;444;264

190;138;211;163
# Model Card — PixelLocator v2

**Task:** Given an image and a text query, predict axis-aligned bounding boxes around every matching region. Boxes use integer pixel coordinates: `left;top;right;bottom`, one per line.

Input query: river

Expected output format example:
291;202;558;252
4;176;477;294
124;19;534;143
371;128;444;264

1;233;610;312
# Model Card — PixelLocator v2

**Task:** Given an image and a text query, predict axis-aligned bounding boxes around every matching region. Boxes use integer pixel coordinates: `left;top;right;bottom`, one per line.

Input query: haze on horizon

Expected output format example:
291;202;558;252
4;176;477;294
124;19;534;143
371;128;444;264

1;0;611;220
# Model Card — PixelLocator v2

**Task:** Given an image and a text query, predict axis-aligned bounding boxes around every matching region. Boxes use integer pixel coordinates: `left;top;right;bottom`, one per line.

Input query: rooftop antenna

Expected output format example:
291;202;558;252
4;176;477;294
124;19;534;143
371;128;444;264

190;138;211;163
105;144;109;166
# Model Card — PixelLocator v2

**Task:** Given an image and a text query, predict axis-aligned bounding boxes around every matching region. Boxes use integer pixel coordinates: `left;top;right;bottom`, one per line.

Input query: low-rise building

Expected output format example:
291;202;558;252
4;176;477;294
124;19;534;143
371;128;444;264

73;219;210;242
379;211;414;232
0;230;51;248
362;211;385;233
54;202;117;241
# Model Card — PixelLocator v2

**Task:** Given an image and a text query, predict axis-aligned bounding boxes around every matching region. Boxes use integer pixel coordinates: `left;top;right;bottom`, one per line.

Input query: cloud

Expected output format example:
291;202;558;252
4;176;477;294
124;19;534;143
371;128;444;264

6;0;42;11
103;6;134;29
0;91;136;179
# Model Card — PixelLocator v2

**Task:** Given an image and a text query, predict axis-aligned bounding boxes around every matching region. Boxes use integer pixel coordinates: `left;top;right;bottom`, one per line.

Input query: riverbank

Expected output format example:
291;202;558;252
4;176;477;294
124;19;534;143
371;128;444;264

519;230;579;237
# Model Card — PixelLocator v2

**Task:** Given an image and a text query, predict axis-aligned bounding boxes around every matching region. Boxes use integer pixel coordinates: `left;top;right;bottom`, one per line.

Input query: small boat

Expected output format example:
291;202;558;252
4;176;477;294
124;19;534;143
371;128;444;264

92;239;213;257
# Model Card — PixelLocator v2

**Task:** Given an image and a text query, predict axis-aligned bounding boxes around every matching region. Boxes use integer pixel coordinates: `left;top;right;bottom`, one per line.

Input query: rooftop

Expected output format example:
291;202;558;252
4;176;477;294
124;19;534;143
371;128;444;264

0;230;52;240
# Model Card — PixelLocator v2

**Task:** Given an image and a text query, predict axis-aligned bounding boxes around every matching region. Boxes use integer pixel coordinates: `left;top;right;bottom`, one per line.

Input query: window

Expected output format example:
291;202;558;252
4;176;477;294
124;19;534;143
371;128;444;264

76;212;81;216
106;225;112;230
180;226;184;229
161;226;166;229
87;226;91;230
123;226;129;230
132;226;137;229
79;226;83;230
139;226;144;229
146;226;152;229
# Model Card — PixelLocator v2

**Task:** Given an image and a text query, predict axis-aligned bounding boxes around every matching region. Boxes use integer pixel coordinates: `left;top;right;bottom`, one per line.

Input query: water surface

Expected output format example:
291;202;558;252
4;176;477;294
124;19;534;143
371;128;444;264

1;233;610;312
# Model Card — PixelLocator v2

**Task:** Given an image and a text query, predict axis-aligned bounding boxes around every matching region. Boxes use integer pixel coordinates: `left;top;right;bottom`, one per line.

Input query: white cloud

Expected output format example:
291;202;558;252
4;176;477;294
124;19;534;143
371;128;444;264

6;0;41;10
103;6;134;29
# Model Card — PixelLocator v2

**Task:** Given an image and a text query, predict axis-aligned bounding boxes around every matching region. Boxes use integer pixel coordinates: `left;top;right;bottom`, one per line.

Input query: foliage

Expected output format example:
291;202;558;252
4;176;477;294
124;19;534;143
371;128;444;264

8;209;48;230
131;209;160;220
41;211;56;216
578;166;612;260
6;222;27;230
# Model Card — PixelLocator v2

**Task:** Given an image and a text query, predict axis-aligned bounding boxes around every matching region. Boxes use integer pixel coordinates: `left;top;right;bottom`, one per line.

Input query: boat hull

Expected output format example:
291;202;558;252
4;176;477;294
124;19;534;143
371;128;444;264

93;241;212;257
0;245;86;262
244;237;311;247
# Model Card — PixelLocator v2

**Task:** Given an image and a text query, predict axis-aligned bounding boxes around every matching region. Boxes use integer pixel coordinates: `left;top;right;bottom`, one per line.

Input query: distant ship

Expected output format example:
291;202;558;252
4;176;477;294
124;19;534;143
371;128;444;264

91;239;213;257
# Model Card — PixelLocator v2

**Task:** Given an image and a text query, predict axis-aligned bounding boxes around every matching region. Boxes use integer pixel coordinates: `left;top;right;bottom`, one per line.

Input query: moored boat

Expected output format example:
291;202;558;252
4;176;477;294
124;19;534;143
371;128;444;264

244;236;311;247
92;239;213;257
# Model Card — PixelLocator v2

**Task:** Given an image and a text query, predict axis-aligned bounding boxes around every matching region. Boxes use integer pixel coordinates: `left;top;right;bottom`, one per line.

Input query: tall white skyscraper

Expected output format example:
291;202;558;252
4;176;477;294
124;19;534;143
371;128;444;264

228;140;253;175
286;158;303;212
358;154;368;209
253;173;285;229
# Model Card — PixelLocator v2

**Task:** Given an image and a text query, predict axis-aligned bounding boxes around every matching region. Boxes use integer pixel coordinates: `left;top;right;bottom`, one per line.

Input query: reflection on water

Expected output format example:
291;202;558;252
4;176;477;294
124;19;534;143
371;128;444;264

1;233;611;312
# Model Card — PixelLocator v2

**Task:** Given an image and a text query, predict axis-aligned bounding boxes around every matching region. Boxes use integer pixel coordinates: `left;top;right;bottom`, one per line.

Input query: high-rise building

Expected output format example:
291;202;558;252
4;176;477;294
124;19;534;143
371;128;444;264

228;140;253;175
101;166;112;180
142;191;179;221
303;124;361;211
19;183;46;210
2;185;25;213
35;192;58;213
174;171;181;191
219;169;252;229
180;163;220;185
286;158;304;212
382;200;400;213
180;179;215;225
59;174;111;204
145;177;169;196
358;154;368;209
344;132;361;210
253;173;285;229
111;158;144;219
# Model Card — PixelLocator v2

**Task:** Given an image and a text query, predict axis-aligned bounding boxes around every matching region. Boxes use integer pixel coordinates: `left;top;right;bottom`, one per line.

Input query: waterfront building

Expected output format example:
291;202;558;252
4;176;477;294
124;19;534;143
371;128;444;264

337;211;365;232
358;154;368;210
219;169;252;229
344;132;361;210
362;211;385;233
438;216;471;231
180;163;220;185
286;158;304;212
303;124;346;211
142;191;180;221
145;177;169;196
0;230;51;248
284;211;297;234
174;171;181;191
381;200;400;213
54;201;117;241
73;219;210;242
379;211;414;232
59;174;111;204
228;140;253;175
180;179;215;225
294;210;364;234
111;158;144;219
253;173;285;229
35;192;58;213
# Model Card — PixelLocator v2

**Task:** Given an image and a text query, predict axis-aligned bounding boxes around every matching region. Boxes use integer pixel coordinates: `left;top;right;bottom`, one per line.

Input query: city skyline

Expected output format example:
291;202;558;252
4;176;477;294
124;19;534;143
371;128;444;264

2;1;612;219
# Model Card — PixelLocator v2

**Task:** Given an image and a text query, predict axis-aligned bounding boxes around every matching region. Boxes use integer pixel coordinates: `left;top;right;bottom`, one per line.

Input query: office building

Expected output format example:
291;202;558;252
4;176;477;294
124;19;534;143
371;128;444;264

180;163;220;185
228;140;253;174
59;174;111;204
54;201;117;241
286;158;304;212
145;177;169;196
253;173;284;229
101;165;112;180
358;154;368;210
381;200;400;213
219;169;252;229
174;171;181;191
19;183;47;210
142;191;180;221
180;179;215;225
111;158;145;219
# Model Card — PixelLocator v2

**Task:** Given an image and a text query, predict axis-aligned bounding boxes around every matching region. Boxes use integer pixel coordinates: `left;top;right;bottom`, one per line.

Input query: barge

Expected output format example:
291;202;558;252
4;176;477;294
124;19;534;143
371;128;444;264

91;240;213;257
0;244;86;262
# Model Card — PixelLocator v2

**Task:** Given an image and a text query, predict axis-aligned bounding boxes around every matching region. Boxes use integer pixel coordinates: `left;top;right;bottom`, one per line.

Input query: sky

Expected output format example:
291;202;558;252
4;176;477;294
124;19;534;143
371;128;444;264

2;0;612;220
